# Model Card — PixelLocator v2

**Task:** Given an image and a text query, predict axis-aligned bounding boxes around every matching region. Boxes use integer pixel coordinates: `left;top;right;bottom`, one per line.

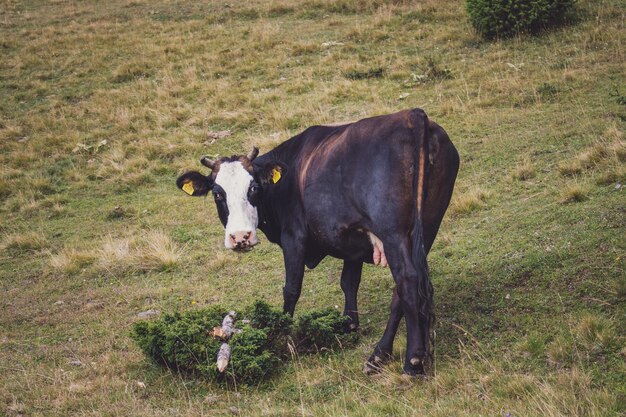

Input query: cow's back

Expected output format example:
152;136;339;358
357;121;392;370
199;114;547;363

298;110;423;257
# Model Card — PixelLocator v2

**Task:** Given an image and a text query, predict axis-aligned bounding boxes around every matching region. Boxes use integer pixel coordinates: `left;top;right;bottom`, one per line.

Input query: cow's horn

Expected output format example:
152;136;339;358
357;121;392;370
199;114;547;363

247;147;259;162
200;155;215;169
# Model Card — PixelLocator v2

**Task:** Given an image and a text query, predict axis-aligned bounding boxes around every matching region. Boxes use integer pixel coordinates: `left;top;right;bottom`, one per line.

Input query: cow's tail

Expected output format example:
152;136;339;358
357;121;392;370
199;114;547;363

409;108;434;363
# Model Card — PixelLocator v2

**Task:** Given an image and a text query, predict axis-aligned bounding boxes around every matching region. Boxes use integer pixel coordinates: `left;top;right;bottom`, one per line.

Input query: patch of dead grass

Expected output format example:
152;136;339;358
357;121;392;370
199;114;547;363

559;132;625;178
595;165;626;185
559;183;588;204
574;314;619;354
513;157;537;181
546;334;574;367
49;230;182;277
206;250;237;271
1;232;48;253
449;187;491;216
134;230;182;272
49;248;96;275
100;230;183;274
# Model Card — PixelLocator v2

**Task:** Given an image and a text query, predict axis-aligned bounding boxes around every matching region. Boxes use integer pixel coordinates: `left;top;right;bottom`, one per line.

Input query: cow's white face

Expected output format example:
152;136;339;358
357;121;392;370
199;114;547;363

176;147;283;252
213;161;260;250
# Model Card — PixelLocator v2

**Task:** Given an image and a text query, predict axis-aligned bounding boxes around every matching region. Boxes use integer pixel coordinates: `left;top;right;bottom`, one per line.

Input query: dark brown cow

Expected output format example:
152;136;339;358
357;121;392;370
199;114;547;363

177;108;459;375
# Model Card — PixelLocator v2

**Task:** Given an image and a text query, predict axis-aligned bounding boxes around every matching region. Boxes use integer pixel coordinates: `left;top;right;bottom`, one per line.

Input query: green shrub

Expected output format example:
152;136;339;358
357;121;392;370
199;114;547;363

247;300;293;356
466;0;577;39
248;300;293;339
228;328;280;384
131;306;224;379
293;308;355;352
131;301;358;385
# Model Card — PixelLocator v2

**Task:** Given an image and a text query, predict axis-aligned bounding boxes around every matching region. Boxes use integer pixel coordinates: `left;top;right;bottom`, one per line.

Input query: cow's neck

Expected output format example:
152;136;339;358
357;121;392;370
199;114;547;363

256;191;282;246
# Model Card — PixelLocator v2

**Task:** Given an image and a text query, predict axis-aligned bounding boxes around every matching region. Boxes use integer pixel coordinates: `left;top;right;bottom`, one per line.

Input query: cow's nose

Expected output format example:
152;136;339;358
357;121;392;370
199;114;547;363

229;231;253;248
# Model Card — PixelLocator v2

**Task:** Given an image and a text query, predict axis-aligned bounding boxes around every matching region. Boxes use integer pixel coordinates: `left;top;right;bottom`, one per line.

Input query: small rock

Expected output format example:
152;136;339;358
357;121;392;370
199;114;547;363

137;309;160;319
69;360;82;366
84;301;105;311
204;395;220;404
107;205;127;220
321;41;344;48
53;300;65;306
229;406;239;415
207;130;231;139
136;381;146;389
506;62;524;71
615;182;622;190
398;92;410;100
505;293;510;300
72;143;91;153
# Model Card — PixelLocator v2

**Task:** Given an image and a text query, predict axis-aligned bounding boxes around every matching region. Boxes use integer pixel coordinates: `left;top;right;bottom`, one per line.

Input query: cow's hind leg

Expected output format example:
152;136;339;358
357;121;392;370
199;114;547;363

340;260;362;332
369;240;430;376
364;287;402;374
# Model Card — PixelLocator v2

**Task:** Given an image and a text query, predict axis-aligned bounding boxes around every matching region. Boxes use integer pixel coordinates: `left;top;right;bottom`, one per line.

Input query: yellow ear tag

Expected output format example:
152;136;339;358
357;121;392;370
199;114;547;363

271;168;282;184
182;181;195;195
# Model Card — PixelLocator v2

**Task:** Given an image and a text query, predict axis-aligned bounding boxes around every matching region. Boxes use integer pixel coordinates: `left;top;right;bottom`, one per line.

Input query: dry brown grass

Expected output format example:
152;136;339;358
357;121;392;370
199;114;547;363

513;157;536;181
559;131;626;179
574;314;618;353
546;335;574;367
48;248;96;275
559;183;589;204
98;236;133;269
558;160;583;177
449;187;491;216
1;232;47;253
595;161;626;184
49;230;184;277
134;230;183;271
45;228;183;280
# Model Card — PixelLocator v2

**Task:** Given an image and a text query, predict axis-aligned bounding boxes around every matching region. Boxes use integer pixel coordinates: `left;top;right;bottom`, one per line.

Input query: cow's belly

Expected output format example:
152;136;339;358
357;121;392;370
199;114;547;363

307;221;376;264
302;184;388;265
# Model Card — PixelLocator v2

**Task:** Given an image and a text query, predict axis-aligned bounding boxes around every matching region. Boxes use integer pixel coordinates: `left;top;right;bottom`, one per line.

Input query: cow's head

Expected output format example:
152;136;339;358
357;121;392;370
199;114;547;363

176;147;283;251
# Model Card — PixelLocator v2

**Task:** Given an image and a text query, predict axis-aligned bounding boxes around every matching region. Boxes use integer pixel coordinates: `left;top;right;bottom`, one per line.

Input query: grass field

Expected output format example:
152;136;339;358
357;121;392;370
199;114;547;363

1;0;624;415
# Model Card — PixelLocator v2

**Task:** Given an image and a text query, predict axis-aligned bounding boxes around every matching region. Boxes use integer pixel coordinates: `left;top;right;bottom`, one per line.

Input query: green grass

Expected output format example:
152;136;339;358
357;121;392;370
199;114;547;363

1;0;624;415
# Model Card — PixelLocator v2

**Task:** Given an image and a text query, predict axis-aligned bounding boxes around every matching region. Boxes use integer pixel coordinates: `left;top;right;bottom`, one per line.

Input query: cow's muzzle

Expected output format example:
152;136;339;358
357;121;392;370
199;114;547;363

228;230;257;251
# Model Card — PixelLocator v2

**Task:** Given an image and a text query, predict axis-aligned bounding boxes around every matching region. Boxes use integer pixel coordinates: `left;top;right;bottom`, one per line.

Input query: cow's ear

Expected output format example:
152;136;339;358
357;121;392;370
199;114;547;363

256;162;287;186
176;171;213;196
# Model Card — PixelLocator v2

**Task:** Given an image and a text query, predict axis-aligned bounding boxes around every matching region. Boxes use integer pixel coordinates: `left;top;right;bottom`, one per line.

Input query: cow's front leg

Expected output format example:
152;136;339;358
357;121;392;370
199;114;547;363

281;235;306;316
340;260;362;332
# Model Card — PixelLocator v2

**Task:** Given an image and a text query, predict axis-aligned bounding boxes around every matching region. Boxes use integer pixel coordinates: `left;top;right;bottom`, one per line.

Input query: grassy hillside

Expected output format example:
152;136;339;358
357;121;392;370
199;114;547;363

1;0;624;415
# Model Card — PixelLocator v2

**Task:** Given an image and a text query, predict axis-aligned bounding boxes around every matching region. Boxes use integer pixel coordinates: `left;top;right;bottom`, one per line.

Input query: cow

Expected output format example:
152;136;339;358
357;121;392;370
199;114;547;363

176;108;459;375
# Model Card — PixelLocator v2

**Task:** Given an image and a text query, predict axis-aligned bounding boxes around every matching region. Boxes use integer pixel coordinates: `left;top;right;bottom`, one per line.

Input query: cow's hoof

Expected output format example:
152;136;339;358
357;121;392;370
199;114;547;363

363;352;391;375
363;358;384;375
402;357;426;377
342;318;359;334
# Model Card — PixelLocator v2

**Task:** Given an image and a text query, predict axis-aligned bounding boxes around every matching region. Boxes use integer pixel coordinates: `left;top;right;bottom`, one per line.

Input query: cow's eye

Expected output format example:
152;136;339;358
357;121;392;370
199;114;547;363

249;185;258;194
214;192;224;201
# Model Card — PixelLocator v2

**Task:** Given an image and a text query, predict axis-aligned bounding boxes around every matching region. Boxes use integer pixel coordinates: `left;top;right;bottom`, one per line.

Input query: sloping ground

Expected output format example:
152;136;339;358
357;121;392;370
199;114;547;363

1;0;624;415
